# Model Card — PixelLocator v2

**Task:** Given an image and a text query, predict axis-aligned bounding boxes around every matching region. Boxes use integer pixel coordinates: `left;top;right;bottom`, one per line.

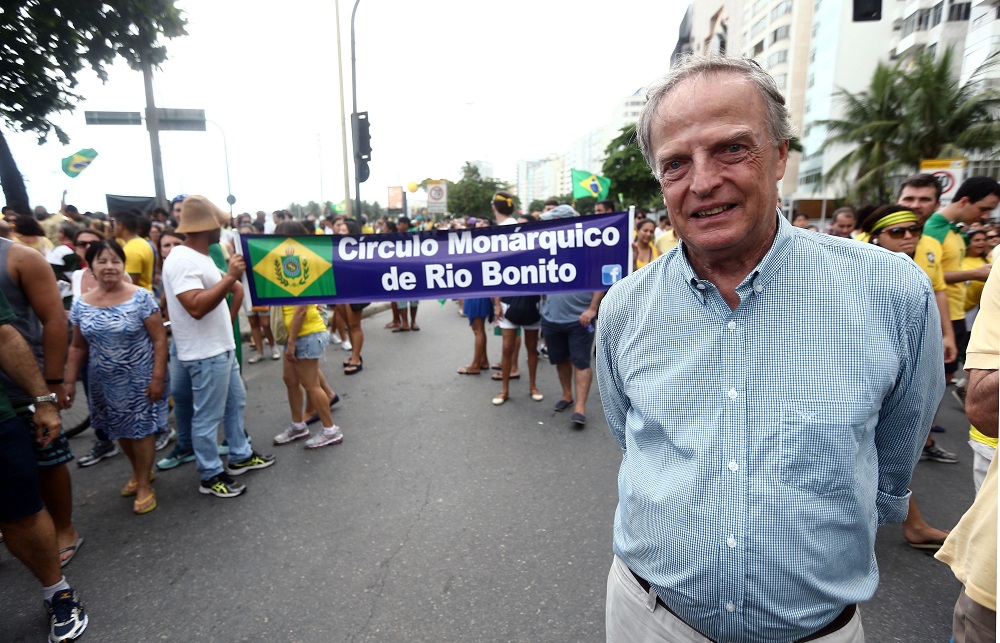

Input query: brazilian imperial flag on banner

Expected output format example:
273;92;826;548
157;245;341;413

244;235;337;304
61;148;98;178
571;169;611;200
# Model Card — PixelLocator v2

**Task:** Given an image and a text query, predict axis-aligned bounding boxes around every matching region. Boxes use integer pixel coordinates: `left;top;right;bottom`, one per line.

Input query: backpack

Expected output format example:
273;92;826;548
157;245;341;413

270;305;288;345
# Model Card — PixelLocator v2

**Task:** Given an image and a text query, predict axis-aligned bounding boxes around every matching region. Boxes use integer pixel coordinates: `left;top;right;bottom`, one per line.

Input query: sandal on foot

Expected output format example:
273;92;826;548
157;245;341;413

392;326;411;332
491;372;520;381
457;366;481;375
121;470;155;497
554;399;573;412
531;390;544;402
133;491;157;515
492;393;508;406
344;362;363;375
59;537;84;568
411;324;421;331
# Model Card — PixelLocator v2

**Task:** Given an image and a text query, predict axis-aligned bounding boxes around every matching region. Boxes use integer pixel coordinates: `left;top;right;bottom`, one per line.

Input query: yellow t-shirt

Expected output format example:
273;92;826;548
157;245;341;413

635;244;660;270
913;236;947;293
123;237;154;291
282;305;327;339
654;229;679;255
937;228;968;320
962;254;989;312
935;454;997;611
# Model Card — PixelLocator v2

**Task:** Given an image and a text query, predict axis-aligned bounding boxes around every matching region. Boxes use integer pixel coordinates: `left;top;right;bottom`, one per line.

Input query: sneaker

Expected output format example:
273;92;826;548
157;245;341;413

199;472;246;497
248;353;264;364
154;428;173;451
305;426;344;449
341;339;352;351
921;441;959;463
76;440;119;467
271;345;281;360
157;445;195;470
217;442;229;456
46;588;88;642
274;424;310;445
331;330;343;344
226;450;276;475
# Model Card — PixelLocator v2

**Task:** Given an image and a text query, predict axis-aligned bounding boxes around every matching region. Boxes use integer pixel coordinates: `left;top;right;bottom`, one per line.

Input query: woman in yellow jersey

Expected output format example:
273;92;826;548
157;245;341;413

632;219;660;271
963;229;991;313
270;221;343;450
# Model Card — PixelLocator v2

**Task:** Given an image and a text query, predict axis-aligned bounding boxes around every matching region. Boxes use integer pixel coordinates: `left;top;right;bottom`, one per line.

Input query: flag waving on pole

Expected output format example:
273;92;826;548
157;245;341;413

61;149;98;178
571;169;611;200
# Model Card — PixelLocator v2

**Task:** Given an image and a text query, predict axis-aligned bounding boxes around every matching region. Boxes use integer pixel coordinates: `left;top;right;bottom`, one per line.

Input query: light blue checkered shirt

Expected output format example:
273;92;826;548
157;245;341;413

596;216;944;642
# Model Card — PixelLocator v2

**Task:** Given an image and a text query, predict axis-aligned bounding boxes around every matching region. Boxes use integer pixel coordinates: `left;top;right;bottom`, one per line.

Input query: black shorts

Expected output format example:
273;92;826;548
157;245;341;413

0;414;44;522
542;321;595;371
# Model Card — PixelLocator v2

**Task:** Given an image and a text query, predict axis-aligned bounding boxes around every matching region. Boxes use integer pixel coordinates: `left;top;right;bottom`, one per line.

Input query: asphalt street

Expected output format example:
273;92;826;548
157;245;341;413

0;300;978;642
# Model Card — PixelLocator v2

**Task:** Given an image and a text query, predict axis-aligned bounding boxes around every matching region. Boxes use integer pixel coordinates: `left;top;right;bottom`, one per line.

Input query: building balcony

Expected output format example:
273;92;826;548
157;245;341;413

895;29;929;56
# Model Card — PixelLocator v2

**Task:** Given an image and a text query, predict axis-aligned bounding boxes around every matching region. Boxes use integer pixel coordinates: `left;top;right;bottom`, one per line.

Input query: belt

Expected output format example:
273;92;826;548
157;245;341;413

627;567;856;643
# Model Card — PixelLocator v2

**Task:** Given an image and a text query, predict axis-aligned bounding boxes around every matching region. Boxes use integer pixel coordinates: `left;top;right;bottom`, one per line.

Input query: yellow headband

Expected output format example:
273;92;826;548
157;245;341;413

870;210;918;235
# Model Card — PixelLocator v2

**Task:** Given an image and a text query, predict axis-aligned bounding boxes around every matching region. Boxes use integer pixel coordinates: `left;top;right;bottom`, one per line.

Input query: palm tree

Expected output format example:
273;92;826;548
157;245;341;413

819;46;1000;204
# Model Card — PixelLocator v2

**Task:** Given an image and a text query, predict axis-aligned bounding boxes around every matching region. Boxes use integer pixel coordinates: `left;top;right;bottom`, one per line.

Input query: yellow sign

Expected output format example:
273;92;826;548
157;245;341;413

919;158;967;171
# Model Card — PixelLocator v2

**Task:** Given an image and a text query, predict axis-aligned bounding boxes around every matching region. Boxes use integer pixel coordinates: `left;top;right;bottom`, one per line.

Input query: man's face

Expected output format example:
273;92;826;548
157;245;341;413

897;186;939;222
957;194;1000;226
792;215;810;228
595;203;611;215
397;221;410;233
649;73;787;266
171;202;184;220
830;214;855;238
542;204;556;213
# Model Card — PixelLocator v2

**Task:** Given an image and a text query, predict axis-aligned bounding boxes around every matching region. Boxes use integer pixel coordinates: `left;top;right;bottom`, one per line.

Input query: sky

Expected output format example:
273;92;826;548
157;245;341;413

6;0;687;215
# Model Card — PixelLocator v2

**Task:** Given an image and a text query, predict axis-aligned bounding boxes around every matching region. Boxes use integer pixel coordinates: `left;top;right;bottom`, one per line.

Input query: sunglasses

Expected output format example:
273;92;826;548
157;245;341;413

76;241;95;248
881;225;922;239
987;234;999;240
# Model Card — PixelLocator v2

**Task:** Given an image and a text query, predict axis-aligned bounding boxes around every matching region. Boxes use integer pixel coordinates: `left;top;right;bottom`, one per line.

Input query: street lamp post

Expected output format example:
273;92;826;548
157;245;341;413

206;119;234;214
351;0;362;220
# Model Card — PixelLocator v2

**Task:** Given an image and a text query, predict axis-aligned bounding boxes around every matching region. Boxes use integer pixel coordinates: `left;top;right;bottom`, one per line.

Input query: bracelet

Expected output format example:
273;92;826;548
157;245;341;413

45;378;64;385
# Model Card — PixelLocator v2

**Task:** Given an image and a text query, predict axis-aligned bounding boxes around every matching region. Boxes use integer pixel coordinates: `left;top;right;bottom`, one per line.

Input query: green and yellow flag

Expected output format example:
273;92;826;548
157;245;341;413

62;148;98;178
571;169;611;200
245;235;337;302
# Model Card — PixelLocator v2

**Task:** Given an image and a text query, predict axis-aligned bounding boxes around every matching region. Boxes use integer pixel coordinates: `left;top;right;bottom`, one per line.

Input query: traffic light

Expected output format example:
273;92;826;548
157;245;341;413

352;111;371;183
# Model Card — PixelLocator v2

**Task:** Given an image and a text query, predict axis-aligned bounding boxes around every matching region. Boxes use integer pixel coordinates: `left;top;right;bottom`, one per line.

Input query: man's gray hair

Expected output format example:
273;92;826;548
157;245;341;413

636;54;795;179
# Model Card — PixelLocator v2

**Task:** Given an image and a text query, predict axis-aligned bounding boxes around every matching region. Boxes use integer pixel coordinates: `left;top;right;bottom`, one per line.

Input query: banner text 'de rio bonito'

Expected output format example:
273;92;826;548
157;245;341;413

241;211;629;305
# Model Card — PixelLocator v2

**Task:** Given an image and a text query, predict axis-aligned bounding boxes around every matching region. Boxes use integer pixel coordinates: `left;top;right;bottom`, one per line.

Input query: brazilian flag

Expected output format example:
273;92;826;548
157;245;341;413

61;149;98;177
245;235;337;302
571;168;611;200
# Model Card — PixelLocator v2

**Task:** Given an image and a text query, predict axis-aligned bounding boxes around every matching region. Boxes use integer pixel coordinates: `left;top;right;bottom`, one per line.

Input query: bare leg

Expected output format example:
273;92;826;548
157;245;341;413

497;328;518;401
524;329;541;397
283;357;305;424
387;303;401;328
132;435;156;503
260;313;277;347
295;359;333;427
398;304;411;331
409;305;419;330
248;314;264;353
902;494;950;544
38;465;77;559
511;334;521;377
346;306;364;365
333;304;349;340
556;360;574;404
0;509;62;587
473;317;489;370
573;366;593;416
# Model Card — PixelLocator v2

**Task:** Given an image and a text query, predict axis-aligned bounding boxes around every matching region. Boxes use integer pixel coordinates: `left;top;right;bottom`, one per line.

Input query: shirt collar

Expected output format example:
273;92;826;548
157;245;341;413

678;214;795;303
929;212;961;233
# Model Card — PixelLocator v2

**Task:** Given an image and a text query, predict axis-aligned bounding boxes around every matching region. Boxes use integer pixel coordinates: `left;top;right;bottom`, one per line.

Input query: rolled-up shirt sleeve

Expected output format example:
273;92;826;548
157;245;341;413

873;279;945;524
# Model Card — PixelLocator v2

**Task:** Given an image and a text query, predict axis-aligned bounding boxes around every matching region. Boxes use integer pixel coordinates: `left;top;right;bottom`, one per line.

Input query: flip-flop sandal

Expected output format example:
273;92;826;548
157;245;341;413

491;364;502;370
492;393;508;406
133;491;157;515
59;536;84;568
392;327;411;333
411;325;421;331
491;372;520;380
457;367;481;375
344;362;363;375
384;322;400;329
907;538;947;550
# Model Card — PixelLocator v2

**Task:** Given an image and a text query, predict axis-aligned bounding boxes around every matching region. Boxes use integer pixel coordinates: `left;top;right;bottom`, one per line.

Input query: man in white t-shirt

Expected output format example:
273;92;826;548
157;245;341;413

162;195;275;498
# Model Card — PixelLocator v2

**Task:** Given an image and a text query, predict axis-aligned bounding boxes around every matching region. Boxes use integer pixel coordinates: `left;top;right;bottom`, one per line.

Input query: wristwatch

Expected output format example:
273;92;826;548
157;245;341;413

30;393;59;405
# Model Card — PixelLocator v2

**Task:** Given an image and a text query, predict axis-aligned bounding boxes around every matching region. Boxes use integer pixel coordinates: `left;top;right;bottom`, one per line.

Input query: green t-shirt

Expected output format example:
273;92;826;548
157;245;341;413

0;289;19;423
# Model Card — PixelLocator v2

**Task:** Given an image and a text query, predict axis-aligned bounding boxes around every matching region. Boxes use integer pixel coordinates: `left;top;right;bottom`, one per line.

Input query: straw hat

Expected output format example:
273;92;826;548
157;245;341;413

175;195;229;233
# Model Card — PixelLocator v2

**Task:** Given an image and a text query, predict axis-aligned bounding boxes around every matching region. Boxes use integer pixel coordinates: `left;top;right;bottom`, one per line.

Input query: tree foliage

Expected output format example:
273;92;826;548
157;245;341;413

0;1;186;209
601;125;662;210
819;47;1000;204
446;162;515;218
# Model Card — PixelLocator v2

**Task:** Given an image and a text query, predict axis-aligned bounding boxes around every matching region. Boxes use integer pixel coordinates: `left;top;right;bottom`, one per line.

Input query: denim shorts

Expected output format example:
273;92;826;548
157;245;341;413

289;331;329;359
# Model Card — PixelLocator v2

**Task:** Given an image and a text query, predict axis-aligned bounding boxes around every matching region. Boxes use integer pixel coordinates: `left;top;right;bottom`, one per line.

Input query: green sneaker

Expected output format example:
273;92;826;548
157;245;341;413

226;450;275;476
157;446;196;471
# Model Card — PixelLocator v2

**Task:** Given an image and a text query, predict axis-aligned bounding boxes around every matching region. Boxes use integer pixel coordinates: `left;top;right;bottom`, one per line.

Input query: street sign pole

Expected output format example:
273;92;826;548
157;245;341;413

141;59;166;206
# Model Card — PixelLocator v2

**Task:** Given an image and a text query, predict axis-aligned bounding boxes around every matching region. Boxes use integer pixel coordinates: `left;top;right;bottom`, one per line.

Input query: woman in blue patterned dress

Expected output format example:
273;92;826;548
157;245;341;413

64;240;168;514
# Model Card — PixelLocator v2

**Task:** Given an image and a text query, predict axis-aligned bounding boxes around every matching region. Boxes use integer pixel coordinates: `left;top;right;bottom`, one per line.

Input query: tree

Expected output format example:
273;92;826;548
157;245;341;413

0;1;187;210
601;125;662;210
446;162;514;218
819;47;1000;204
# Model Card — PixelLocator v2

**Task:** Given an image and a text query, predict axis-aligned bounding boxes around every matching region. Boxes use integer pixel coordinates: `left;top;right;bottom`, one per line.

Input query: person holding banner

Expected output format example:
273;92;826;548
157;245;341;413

598;54;942;642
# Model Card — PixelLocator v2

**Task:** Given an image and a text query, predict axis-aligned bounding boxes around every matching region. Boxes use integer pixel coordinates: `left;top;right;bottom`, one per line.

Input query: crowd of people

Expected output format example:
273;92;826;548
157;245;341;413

1;60;998;643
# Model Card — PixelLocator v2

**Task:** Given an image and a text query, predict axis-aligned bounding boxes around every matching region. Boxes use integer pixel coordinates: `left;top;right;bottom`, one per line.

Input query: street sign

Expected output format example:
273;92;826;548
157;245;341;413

920;158;967;206
156;108;206;131
427;182;447;215
85;111;142;126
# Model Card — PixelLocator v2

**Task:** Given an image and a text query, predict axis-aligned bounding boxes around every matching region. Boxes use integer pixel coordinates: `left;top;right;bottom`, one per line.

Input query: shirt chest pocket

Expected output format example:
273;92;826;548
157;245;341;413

779;399;865;497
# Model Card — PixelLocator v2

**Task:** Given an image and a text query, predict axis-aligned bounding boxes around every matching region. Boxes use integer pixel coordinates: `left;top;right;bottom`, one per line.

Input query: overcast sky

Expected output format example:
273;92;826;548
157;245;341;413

7;0;686;215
